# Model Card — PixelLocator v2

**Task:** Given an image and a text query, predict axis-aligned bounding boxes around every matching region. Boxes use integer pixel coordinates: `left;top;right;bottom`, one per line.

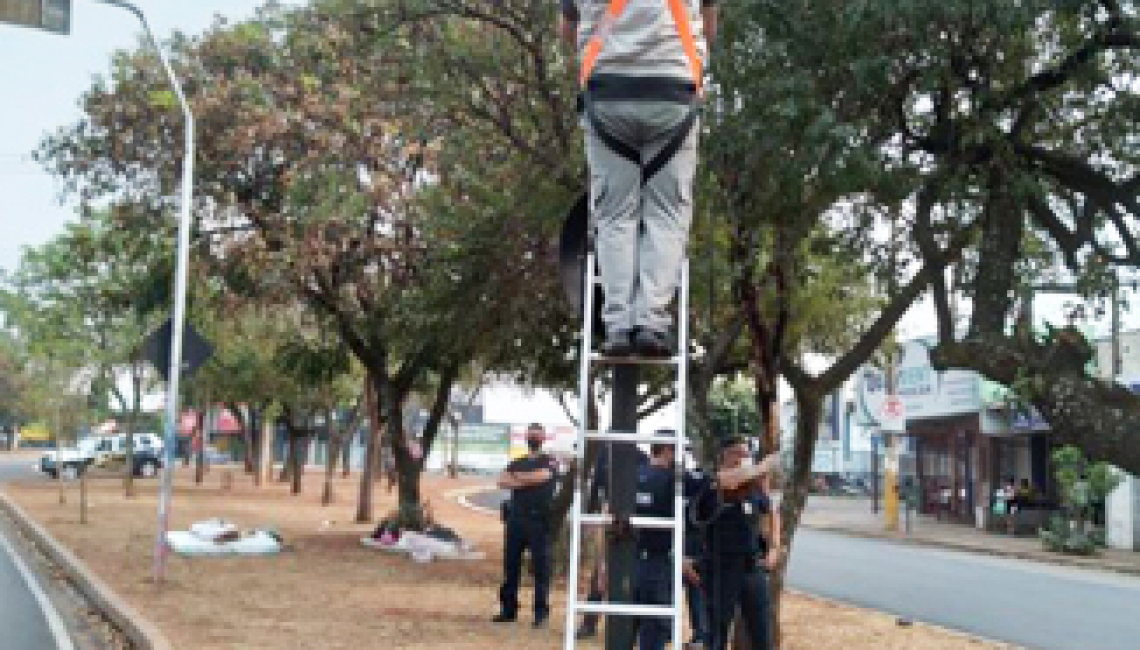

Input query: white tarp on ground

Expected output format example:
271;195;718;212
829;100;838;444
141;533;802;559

166;518;283;556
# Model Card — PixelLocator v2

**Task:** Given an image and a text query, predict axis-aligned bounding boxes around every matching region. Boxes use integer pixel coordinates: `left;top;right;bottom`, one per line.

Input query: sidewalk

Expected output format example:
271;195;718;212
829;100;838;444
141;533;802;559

800;496;1140;577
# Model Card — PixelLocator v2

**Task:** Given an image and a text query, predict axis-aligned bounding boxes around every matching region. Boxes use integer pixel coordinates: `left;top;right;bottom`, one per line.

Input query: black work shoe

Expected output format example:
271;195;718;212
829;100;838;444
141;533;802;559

533;612;549;628
633;328;673;357
491;613;516;623
600;329;634;356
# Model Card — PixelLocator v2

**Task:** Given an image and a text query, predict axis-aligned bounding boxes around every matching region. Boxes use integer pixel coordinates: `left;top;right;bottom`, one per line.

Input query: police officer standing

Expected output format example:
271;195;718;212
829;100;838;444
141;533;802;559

691;437;782;650
633;436;705;650
494;424;559;628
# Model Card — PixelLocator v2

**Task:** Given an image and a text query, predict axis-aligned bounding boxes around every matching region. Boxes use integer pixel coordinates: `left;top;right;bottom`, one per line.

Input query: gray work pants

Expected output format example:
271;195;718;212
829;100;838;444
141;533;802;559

584;100;697;336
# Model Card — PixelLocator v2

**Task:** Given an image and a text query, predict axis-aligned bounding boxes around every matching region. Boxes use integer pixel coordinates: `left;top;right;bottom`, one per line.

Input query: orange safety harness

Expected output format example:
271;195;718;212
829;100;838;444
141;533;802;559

579;0;704;96
577;0;705;185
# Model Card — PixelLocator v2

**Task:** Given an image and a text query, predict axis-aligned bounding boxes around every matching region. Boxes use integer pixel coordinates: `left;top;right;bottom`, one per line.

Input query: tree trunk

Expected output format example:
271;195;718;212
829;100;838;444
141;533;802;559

289;432;304;495
390;361;460;530
770;386;826;650
341;425;353;478
448;413;459;479
194;407;206;485
124;364;141;498
250;407;262;486
387;389;425;530
279;424;294;483
689;370;717;466
258;415;274;487
355;375;381;523
322;408;337;506
232;402;254;475
394;452;425;529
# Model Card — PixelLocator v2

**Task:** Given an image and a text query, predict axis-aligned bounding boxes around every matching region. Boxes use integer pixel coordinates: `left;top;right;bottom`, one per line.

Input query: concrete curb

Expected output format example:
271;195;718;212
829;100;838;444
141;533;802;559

0;492;174;650
802;523;1140;578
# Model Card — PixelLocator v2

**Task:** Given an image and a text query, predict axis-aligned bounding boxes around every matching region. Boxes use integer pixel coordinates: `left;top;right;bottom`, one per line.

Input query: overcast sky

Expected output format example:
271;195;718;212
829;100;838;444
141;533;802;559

0;0;282;274
1;0;1131;399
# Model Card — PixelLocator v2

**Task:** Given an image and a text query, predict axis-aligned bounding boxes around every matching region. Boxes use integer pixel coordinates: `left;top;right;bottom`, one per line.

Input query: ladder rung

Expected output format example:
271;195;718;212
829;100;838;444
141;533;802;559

582;431;683;444
579;514;677;529
589;353;683;366
574;603;677;617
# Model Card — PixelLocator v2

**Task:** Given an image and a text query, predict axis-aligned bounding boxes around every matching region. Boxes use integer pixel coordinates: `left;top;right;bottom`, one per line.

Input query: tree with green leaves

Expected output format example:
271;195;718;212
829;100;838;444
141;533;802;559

1;204;170;495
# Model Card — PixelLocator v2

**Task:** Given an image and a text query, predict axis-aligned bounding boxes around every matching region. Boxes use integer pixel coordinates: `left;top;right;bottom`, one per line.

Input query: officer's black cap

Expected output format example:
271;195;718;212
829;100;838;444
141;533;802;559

718;436;748;453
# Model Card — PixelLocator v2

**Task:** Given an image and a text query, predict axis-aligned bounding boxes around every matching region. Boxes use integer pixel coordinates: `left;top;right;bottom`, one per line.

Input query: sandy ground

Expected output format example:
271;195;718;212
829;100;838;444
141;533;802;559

1;466;1008;649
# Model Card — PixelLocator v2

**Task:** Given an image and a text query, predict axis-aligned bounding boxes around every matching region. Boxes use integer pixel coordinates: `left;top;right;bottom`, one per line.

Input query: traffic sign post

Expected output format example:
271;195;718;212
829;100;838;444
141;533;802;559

880;395;905;433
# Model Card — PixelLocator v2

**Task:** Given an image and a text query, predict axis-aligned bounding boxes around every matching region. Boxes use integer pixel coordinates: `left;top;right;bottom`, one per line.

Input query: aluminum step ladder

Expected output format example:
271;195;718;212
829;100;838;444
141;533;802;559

563;252;690;649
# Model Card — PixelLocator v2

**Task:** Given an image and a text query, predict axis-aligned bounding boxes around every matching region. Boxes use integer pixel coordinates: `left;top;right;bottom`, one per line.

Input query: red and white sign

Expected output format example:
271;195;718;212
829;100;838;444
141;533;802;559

880;396;906;433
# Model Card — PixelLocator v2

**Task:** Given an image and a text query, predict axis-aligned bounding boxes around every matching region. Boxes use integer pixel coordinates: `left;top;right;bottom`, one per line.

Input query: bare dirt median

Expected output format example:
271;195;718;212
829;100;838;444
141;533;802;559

2;466;1007;649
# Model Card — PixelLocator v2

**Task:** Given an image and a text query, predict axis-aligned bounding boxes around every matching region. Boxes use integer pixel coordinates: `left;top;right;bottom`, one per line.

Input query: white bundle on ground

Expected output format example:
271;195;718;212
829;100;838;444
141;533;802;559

167;519;283;556
359;530;484;562
189;518;239;541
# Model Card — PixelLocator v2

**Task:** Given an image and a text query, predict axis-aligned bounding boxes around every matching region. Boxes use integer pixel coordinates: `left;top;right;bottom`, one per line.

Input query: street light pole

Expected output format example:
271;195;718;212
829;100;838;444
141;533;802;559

93;0;196;583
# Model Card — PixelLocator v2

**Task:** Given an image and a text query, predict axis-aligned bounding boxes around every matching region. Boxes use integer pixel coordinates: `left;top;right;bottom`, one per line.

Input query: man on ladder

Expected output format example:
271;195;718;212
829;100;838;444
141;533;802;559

560;0;719;358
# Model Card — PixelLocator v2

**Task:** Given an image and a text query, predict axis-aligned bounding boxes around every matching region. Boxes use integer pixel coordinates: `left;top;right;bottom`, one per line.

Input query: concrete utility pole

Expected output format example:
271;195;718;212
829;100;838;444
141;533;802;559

883;354;900;533
89;0;197;583
605;365;640;650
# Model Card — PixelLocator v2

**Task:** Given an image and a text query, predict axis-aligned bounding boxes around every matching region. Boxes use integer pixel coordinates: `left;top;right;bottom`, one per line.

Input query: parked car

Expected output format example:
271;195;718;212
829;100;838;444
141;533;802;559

39;437;101;480
39;434;164;479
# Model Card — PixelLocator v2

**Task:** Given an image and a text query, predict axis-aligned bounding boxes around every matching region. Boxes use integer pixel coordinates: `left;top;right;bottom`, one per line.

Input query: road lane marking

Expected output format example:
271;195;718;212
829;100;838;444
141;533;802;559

0;529;75;650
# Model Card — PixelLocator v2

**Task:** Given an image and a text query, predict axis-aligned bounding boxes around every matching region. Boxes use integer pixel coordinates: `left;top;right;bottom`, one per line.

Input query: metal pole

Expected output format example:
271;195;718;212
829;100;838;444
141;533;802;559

93;0;196;583
871;432;879;514
1112;274;1122;381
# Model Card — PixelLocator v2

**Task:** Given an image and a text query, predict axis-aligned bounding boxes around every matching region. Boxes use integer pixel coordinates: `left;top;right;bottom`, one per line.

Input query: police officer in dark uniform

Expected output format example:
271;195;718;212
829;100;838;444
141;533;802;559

633;435;707;650
690;437;781;650
493;423;559;627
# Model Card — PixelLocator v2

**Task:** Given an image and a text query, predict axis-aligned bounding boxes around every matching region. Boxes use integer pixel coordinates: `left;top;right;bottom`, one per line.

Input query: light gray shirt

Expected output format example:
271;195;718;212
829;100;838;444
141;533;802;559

564;0;714;82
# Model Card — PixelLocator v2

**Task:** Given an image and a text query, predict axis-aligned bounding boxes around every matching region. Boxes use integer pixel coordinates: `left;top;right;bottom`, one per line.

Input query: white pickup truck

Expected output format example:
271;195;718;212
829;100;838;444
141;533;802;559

40;433;165;479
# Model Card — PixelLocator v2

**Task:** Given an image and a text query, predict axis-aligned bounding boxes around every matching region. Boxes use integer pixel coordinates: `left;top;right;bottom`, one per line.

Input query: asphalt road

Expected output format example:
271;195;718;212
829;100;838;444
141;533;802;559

0;453;45;483
788;530;1140;650
0;454;71;649
0;530;64;649
471;489;1140;650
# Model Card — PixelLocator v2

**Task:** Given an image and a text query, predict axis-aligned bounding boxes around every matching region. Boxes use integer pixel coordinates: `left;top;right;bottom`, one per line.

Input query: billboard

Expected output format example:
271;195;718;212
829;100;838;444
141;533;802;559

0;0;70;35
857;337;983;426
425;423;511;473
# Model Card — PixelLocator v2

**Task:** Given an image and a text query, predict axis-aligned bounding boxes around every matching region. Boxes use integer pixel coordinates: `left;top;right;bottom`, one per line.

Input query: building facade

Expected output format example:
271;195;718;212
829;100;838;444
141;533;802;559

1093;331;1140;551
